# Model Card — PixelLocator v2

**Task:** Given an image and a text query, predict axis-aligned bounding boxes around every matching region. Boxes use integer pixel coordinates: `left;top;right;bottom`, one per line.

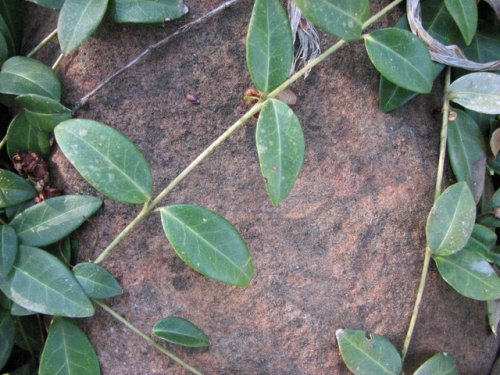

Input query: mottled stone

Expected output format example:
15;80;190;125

23;1;499;374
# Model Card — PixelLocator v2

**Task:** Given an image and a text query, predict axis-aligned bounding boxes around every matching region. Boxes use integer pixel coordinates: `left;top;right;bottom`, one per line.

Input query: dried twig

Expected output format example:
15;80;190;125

72;0;242;113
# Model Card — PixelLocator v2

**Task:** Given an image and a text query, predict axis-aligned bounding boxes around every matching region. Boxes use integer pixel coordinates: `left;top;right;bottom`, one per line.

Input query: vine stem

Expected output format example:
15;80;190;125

0;135;6;151
94;300;204;375
401;66;452;362
93;0;404;265
52;53;64;70
27;28;58;58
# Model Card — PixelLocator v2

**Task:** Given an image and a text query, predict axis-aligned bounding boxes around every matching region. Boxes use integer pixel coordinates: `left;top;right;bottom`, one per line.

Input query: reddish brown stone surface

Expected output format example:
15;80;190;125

23;1;499;374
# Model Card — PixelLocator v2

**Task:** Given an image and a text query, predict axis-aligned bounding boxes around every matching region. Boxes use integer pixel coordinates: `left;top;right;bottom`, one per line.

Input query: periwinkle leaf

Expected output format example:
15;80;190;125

109;0;188;24
448;73;500;115
413;352;458;375
153;317;209;348
0;168;37;208
73;263;123;299
444;0;477;45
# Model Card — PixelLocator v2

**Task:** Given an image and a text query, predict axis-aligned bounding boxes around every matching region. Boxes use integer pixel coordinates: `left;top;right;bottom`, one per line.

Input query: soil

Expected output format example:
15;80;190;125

23;1;499;374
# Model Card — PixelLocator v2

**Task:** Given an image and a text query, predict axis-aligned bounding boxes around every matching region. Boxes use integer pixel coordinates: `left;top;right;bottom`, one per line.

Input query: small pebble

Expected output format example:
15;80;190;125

186;93;200;104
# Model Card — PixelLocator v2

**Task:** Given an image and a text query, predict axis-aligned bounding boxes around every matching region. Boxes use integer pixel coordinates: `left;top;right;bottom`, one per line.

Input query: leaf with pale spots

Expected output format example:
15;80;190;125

448;73;500;115
413;352;458;375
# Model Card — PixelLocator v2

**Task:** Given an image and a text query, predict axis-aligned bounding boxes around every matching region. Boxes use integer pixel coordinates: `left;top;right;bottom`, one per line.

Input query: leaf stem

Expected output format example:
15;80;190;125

0;135;6;151
52;53;64;71
401;66;452;362
27;28;58;58
92;0;405;264
95;300;204;375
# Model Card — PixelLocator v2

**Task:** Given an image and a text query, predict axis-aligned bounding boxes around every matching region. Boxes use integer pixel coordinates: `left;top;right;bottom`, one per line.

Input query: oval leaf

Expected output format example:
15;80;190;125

152;317;209;348
464;224;497;262
365;28;434;94
414;352;458;375
6;111;51;158
160;204;253;287
0;310;14;368
57;0;109;55
72;263;122;299
434;248;500;301
109;0;188;23
336;329;402;375
256;99;305;206
246;0;293;93
0;0;22;53
0;225;16;277
491;128;500;158
0;168;37;208
444;0;477;45
447;109;486;203
10;195;102;247
16;94;72;132
39;318;100;375
448;73;500;115
55;119;153;204
0;56;61;100
294;0;369;41
426;182;476;256
0;245;94;317
10;302;34;316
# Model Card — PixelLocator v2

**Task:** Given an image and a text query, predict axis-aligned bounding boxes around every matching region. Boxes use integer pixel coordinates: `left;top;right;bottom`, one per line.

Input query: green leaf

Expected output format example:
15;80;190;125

6;111;51;158
447;109;486;203
0;0;22;53
10;302;34;316
413;352;458;375
336;329;402;375
464;224;498;263
0;225;17;277
39;318;100;375
26;0;65;9
256;99;304;205
478;187;500;227
0;245;94;317
45;237;72;265
55;119;153;204
14;316;43;351
294;0;369;41
0;290;10;310
160;204;253;287
426;182;476;256
462;19;500;63
0;168;37;208
0;310;14;368
5;200;35;221
434;248;500;300
0;56;61;100
152;317;210;347
73;263;122;299
246;0;293;93
10;195;102;247
0;13;17;56
422;1;463;46
444;0;477;45
16;94;72;132
364;28;434;94
57;0;109;55
108;0;188;24
448;73;500;115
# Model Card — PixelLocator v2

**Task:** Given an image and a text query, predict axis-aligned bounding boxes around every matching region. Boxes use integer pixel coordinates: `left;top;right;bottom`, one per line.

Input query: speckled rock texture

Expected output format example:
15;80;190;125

23;1;499;374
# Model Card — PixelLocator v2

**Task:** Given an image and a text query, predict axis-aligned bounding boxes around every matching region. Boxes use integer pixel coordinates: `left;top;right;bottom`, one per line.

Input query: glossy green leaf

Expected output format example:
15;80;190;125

447;109;486;203
464;224;498;263
462;19;500;63
6;111;51;158
5;201;35;221
413;352;458;375
426;182;476;256
10;302;34;316
55;119;153;204
256;99;304;205
422;1;463;46
365;28;434;94
160;204;253;287
444;0;477;45
448;73;500;115
26;0;65;9
0;245;94;317
0;0;22;53
0;56;61;100
0;168;37;208
58;0;109;55
294;0;369;41
73;263;122;299
336;329;402;375
152;317;210;347
40;318;100;375
0;225;16;277
434;248;500;300
246;0;293;93
109;0;188;24
10;195;102;247
16;94;72;132
0;310;14;368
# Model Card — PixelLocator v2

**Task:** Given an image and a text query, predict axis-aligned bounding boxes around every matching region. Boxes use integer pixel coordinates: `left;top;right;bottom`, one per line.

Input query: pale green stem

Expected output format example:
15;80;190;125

52;53;64;70
95;300;204;375
487;300;497;335
27;28;58;58
93;0;405;265
0;135;6;151
401;67;452;362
